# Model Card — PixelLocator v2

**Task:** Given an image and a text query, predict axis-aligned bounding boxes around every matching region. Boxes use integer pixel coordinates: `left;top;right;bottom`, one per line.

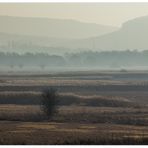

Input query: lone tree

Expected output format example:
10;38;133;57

41;88;59;119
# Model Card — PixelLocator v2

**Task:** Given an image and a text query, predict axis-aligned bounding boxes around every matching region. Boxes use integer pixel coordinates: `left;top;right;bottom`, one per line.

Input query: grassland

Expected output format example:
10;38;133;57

0;70;148;144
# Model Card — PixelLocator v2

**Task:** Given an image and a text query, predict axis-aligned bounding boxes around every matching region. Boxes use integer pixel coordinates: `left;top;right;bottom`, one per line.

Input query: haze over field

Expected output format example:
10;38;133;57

0;3;148;69
0;3;148;53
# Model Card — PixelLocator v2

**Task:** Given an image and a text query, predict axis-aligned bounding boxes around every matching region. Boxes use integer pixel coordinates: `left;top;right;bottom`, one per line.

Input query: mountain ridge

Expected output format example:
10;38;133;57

0;15;117;39
66;15;148;51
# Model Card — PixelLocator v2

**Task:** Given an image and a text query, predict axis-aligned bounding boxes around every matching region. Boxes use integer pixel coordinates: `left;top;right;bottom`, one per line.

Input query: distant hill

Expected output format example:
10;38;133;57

0;16;117;39
0;32;78;54
68;15;148;50
1;15;148;53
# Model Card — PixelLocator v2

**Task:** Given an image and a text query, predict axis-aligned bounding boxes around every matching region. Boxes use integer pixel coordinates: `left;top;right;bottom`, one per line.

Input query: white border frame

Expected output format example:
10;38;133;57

0;0;148;3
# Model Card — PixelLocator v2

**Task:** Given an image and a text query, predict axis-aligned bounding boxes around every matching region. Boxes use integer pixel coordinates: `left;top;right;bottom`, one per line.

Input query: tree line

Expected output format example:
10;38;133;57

0;50;148;69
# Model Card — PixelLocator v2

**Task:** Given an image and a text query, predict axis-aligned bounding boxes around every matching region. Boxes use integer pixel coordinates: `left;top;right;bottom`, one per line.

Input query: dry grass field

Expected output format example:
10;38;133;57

0;70;148;144
0;121;148;144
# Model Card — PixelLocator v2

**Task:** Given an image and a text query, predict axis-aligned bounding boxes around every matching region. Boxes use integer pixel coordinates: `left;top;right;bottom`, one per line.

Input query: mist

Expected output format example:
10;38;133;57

0;3;148;71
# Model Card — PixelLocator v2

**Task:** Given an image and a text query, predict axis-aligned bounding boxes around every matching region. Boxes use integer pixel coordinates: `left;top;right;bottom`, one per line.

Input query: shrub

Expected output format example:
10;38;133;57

40;88;59;119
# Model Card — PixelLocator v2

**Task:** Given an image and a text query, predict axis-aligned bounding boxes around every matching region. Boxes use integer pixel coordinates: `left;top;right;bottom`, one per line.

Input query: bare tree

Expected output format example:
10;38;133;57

40;88;59;119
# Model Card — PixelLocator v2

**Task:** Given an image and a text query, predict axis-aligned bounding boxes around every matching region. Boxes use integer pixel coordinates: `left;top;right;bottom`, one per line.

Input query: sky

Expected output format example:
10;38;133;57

0;3;148;27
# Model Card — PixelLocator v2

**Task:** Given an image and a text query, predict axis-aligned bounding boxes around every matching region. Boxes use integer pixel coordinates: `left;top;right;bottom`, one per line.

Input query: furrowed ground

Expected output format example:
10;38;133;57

0;70;148;144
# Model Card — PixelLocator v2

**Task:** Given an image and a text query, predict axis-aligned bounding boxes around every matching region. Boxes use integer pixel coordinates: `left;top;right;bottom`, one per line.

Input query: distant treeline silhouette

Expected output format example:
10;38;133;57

0;50;148;68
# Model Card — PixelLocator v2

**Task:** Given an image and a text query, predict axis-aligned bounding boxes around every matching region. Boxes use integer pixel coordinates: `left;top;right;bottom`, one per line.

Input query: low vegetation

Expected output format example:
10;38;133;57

40;88;59;119
0;72;148;144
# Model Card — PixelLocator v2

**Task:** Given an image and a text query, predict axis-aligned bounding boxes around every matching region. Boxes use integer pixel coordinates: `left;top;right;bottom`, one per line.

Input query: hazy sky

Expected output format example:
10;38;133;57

0;3;148;27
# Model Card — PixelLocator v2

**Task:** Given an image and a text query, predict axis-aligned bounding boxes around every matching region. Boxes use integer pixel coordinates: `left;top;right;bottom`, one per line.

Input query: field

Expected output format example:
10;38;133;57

0;70;148;144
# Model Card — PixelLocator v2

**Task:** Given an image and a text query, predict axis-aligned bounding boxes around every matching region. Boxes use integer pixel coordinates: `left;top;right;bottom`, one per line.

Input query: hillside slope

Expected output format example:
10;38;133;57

67;15;148;50
0;16;117;39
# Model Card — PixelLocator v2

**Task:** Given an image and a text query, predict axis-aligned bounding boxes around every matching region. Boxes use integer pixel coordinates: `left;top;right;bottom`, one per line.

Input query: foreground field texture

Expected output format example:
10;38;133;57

0;71;148;144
